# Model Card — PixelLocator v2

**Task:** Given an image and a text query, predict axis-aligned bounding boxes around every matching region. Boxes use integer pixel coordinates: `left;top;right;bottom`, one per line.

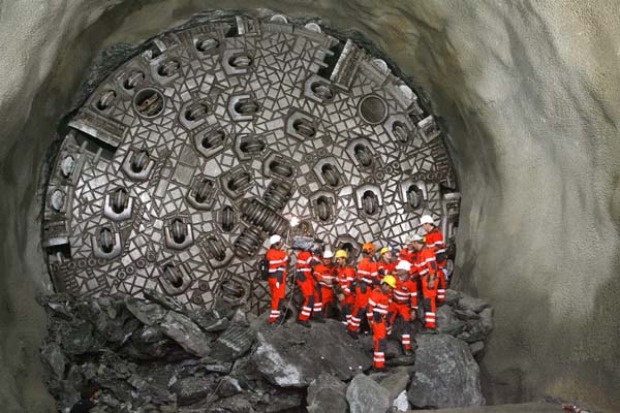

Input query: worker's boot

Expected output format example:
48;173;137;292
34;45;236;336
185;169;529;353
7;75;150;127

348;330;359;340
313;314;326;323
296;319;311;328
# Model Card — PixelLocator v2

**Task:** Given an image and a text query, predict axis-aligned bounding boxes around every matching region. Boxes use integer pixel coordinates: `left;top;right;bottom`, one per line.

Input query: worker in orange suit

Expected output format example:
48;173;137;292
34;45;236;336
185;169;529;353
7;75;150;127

411;233;439;329
335;249;356;326
314;249;337;320
266;234;288;324
368;275;396;370
389;260;417;355
348;242;378;337
377;247;396;285
295;247;321;327
398;235;417;265
420;214;447;303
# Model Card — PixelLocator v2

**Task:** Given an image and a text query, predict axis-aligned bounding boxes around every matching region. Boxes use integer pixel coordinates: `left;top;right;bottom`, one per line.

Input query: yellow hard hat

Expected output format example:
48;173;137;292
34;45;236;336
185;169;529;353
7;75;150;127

382;275;397;288
335;250;348;259
379;247;391;256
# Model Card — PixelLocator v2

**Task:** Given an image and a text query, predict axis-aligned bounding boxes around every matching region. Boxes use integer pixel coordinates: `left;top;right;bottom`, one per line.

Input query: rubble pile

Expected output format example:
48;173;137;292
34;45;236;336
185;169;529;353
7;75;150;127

40;289;492;412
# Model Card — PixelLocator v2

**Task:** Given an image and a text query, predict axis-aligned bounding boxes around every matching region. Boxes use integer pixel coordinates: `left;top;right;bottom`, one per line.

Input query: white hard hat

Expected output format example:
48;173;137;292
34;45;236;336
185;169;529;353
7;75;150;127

420;215;434;225
269;234;282;246
412;233;425;243
323;249;334;259
404;234;415;244
396;260;411;271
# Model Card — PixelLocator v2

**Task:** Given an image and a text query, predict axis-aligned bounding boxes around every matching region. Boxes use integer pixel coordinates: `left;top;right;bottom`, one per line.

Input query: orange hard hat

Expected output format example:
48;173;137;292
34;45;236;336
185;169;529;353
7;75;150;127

362;242;376;254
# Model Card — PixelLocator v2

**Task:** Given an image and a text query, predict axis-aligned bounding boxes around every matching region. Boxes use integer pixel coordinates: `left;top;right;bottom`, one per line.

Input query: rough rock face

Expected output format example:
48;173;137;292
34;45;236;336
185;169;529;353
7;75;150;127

408;334;485;409
2;1;620;412
39;293;266;412
251;320;371;387
306;373;348;413
346;374;391;413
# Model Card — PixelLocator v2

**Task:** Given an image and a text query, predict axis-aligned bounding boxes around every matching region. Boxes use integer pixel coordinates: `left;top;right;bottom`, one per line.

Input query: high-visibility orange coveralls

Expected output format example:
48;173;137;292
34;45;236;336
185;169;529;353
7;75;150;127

414;247;438;329
336;265;356;325
348;257;378;333
314;262;337;318
295;251;320;321
266;248;288;323
425;227;447;303
389;276;417;352
368;286;391;369
398;248;417;265
377;260;396;285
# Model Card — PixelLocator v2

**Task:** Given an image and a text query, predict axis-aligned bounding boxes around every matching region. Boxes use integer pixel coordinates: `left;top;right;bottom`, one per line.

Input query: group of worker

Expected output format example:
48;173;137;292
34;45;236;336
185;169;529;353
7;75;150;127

263;215;450;371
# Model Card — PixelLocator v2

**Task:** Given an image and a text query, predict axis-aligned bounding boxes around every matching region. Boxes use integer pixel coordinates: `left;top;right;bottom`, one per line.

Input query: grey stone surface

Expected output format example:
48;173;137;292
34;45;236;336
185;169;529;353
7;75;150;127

251;320;371;387
436;305;466;336
413;402;566;413
458;296;490;314
408;334;484;409
392;390;409;412
170;376;214;406
125;296;167;326
40;343;65;379
306;373;348;413
160;311;211;358
210;323;255;362
217;376;242;398
2;1;620;412
469;341;485;357
346;373;391;413
372;369;410;405
59;320;96;355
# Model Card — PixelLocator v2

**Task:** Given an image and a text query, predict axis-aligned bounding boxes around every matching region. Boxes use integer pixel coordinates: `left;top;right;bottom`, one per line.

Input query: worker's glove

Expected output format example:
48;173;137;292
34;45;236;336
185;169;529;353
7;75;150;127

410;310;417;320
337;293;345;302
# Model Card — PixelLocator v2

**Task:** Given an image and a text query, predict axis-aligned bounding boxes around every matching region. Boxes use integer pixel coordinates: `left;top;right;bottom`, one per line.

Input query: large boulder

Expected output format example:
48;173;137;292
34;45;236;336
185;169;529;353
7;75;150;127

306;373;348;413
346;374;391;413
160;311;211;358
170;376;215;406
408;334;484;409
251;320;371;387
371;369;410;405
210;323;255;361
436;305;466;336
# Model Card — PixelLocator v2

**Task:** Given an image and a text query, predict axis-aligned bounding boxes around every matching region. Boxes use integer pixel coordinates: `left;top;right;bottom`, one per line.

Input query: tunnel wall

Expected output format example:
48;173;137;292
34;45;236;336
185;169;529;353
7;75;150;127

1;0;619;412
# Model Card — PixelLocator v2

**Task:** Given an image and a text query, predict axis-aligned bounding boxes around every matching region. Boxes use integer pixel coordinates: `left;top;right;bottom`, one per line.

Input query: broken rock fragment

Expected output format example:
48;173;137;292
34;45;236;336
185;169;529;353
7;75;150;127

251;320;371;387
408;334;484;409
160;311;211;357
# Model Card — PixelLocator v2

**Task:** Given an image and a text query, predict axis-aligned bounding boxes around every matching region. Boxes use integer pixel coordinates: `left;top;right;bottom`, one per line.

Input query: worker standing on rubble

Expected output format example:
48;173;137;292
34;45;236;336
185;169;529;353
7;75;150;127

266;234;288;324
368;275;396;370
377;247;395;285
411;233;439;330
314;249;337;320
335;249;356;326
420;214;448;303
295;246;321;327
389;260;417;355
348;242;378;337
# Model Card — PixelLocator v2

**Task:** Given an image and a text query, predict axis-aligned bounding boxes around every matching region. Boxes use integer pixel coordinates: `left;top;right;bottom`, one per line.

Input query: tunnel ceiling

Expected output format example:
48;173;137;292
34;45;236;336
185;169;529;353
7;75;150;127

42;13;460;311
